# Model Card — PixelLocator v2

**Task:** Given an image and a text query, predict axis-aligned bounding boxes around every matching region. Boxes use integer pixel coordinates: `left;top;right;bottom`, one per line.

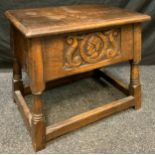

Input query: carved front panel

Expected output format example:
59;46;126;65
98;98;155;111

43;25;133;81
64;29;121;69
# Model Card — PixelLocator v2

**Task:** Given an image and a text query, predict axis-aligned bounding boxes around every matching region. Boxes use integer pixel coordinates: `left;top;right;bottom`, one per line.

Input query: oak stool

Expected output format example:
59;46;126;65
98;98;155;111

5;4;151;151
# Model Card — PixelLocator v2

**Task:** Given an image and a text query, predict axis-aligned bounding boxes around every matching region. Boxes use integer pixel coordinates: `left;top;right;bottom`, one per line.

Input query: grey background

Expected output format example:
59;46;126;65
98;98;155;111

0;0;154;65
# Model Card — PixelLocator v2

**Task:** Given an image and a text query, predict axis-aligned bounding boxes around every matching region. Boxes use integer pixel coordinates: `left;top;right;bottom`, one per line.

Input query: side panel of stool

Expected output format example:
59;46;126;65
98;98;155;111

43;24;134;81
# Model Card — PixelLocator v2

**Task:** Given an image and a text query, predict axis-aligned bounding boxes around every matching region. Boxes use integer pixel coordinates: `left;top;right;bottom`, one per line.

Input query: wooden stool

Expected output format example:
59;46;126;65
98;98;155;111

5;4;150;151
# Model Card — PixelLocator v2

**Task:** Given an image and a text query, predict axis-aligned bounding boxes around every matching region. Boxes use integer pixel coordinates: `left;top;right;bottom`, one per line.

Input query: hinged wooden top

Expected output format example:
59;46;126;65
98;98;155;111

5;4;151;38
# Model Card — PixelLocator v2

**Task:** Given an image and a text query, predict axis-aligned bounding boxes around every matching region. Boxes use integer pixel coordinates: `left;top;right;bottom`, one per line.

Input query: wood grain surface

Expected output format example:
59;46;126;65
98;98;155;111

5;4;150;37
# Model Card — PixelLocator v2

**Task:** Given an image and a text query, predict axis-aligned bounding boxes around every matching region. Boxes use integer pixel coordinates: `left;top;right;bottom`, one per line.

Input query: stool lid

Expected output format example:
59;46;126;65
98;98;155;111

5;4;151;38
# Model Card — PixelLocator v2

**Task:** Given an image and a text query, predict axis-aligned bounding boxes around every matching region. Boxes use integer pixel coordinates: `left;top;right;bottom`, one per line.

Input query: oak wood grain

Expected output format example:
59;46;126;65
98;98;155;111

129;24;142;110
46;96;134;141
5;4;150;37
14;90;32;134
43;25;134;81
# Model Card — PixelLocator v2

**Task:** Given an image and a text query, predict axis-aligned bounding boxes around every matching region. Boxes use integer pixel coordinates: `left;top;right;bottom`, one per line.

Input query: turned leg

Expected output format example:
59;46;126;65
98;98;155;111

12;60;24;95
129;61;141;110
11;25;24;97
31;93;45;151
28;38;46;151
129;23;142;110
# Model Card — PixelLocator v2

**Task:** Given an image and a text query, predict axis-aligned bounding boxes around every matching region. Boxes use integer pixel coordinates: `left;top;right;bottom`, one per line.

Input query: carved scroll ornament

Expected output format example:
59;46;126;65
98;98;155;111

64;29;120;68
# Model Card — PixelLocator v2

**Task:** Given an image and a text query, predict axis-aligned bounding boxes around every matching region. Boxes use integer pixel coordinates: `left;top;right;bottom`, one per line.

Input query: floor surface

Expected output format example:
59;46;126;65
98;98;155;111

0;65;155;153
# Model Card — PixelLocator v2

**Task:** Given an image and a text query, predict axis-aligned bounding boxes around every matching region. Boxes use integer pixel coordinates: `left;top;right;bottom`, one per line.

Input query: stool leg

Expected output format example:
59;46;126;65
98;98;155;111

11;26;24;97
28;38;46;151
129;61;141;110
31;93;46;151
12;60;24;95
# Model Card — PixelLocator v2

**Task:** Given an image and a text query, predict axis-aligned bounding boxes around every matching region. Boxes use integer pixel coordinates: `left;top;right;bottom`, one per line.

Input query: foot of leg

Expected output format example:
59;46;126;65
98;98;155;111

31;93;46;151
129;61;141;110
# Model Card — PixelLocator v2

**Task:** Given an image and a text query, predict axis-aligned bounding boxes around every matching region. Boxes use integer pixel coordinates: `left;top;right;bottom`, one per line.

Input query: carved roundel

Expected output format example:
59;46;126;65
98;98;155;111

80;33;107;63
64;29;120;69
